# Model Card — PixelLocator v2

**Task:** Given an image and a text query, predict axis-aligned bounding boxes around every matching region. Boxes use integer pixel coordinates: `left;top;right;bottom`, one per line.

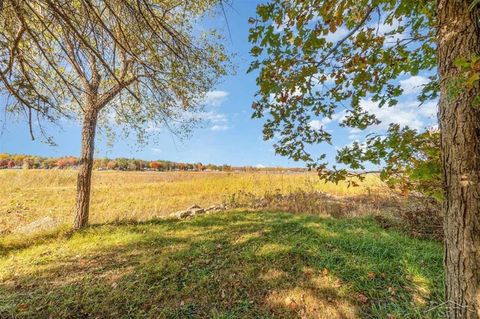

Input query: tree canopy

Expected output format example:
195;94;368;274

248;0;478;194
0;0;231;229
0;0;229;143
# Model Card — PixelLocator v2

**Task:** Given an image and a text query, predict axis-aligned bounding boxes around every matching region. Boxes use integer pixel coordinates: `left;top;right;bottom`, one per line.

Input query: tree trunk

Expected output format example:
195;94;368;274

73;106;99;230
437;1;480;318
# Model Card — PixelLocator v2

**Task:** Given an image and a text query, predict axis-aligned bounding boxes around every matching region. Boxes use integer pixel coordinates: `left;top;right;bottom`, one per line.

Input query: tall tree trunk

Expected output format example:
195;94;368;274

437;1;480;318
73;106;98;230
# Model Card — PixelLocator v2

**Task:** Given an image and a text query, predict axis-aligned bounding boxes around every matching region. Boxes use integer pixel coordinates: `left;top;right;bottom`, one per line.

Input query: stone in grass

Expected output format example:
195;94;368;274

186;205;205;217
15;216;59;234
190;208;205;216
205;204;226;213
171;203;226;219
172;210;193;219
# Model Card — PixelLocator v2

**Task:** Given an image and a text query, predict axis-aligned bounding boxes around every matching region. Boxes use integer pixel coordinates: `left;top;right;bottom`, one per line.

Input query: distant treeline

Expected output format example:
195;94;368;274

0;153;307;172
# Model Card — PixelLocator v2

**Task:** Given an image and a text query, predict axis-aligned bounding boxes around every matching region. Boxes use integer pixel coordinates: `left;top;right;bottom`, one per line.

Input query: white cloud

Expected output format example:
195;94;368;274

191;111;228;123
349;127;362;134
203;90;229;107
326;26;350;43
183;110;230;131
419;101;438;118
359;98;437;130
322;110;347;125
256;164;266;168
309;120;323;131
210;124;229;131
348;134;360;140
150;147;161;153
309;110;347;131
400;76;429;95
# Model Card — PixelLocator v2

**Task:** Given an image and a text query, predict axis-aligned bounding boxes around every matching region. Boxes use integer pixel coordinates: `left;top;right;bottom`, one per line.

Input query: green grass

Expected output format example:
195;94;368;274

0;211;445;318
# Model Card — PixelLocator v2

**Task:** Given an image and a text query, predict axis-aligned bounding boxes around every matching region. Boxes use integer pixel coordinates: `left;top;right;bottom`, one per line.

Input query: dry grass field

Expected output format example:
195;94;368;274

0;170;446;318
0;169;385;233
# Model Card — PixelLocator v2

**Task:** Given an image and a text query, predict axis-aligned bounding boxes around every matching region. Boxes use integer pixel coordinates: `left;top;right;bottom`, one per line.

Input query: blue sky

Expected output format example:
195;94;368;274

0;1;437;168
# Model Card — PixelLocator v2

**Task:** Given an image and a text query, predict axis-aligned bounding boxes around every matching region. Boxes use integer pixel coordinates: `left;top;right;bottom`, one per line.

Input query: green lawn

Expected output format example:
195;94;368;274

0;211;445;318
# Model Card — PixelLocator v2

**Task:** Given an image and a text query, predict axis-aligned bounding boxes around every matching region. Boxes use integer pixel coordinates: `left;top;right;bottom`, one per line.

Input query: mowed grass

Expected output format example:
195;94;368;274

0;211;444;318
0;170;385;232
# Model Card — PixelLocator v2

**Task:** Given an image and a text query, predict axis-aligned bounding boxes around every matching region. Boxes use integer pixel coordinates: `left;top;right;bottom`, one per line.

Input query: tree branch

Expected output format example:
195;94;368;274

316;6;374;66
97;76;138;109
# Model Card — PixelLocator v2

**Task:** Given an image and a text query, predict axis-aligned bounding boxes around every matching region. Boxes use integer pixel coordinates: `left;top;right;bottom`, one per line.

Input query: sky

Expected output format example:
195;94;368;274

0;1;437;168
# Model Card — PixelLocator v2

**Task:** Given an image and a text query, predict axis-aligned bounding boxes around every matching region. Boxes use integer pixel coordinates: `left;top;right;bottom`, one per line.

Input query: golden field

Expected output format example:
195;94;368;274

0;169;385;232
0;170;445;318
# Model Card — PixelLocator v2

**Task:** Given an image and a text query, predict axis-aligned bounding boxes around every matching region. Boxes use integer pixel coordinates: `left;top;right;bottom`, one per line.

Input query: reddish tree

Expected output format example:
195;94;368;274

149;161;161;171
106;161;117;170
56;159;68;169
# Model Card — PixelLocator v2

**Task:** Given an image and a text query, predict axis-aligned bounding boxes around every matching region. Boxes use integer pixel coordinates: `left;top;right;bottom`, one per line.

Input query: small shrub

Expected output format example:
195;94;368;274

226;189;400;218
227;189;443;241
397;196;443;241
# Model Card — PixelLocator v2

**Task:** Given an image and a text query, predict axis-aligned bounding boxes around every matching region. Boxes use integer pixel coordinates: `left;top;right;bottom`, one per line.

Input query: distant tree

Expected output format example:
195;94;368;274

106;160;117;170
115;158;128;171
7;160;15;169
127;161;137;171
95;158;109;170
13;155;25;166
249;0;479;316
130;160;142;171
65;157;77;168
56;159;68;169
149;161;161;171
1;1;229;230
22;157;33;169
161;161;171;171
40;158;54;169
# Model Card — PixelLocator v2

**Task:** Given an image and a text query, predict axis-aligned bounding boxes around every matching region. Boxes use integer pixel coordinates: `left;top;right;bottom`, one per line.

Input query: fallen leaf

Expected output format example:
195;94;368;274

285;297;298;309
17;303;29;311
354;293;369;304
388;286;397;296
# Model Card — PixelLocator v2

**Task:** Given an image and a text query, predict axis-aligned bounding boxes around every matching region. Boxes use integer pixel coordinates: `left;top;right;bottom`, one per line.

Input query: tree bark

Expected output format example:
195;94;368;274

73;105;99;230
437;1;480;318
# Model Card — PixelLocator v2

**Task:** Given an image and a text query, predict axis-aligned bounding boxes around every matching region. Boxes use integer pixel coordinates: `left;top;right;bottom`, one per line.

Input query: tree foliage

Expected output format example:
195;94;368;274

0;0;229;142
248;0;444;192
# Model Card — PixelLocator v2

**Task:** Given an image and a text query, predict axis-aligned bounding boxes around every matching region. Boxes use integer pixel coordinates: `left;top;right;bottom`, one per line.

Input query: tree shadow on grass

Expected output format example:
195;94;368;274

0;211;445;318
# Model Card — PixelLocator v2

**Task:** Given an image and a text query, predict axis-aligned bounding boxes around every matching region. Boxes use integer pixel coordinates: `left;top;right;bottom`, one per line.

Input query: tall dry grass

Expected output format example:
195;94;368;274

0;169;386;232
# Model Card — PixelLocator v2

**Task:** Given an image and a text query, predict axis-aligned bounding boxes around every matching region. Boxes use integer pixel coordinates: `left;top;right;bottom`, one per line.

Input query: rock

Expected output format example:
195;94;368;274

205;205;217;212
173;210;193;219
205;204;226;212
15;217;58;234
171;203;225;219
190;208;205;216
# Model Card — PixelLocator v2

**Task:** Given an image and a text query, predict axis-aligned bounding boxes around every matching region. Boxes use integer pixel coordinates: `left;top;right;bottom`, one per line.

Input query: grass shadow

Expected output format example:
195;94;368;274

0;211;445;318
